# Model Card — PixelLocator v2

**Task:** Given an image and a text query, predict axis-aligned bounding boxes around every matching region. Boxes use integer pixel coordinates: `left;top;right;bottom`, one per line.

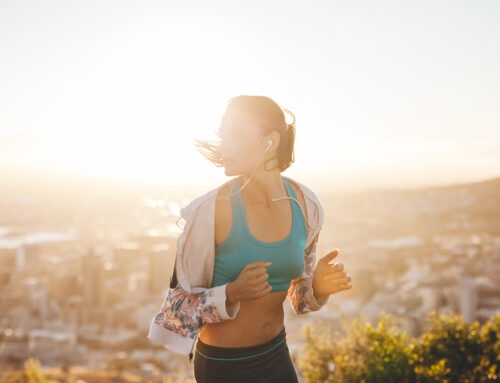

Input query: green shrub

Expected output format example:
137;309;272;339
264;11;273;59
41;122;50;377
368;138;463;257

299;313;416;383
299;311;500;383
417;311;499;382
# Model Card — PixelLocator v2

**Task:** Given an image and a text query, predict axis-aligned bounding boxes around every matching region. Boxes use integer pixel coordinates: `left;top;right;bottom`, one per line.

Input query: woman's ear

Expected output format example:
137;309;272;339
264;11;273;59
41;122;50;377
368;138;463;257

265;131;280;151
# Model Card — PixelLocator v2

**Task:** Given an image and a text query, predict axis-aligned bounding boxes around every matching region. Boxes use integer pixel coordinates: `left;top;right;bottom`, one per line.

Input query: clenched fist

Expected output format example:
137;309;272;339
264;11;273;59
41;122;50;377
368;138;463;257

227;261;273;303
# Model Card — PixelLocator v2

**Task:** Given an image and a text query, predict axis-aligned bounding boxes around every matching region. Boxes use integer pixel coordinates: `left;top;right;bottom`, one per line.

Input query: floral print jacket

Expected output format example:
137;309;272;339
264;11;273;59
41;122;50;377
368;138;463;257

147;176;329;361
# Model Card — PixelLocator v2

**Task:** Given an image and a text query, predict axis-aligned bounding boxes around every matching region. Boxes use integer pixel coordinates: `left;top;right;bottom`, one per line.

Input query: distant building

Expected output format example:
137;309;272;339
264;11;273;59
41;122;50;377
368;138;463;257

81;248;106;322
460;275;500;323
460;276;478;322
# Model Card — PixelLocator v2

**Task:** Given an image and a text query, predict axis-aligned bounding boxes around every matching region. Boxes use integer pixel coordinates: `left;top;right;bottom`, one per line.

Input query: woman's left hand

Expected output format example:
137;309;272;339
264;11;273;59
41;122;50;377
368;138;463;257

312;249;352;299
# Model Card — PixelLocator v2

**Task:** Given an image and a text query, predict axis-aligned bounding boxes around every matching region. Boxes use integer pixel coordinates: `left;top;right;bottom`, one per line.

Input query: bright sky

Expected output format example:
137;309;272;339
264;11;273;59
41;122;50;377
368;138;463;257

1;0;499;193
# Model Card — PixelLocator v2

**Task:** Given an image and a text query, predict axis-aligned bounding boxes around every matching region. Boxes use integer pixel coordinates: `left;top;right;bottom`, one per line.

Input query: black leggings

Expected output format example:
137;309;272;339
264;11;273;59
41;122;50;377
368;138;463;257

193;326;299;383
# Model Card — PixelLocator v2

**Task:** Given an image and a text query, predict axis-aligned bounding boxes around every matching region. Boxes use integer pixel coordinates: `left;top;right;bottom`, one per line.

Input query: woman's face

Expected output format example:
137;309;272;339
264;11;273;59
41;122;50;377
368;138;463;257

218;110;268;176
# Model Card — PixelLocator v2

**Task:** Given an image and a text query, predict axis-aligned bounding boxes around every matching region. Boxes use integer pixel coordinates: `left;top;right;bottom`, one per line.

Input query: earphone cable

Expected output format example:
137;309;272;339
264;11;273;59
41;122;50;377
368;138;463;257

215;140;322;231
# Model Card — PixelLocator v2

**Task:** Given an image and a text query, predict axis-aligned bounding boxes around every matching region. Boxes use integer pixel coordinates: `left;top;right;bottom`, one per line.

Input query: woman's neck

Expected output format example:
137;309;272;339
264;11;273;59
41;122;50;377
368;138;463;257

238;171;286;208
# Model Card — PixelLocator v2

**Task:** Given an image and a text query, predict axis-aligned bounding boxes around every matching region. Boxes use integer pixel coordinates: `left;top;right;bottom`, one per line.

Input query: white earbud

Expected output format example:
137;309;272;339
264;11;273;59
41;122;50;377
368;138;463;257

265;139;273;152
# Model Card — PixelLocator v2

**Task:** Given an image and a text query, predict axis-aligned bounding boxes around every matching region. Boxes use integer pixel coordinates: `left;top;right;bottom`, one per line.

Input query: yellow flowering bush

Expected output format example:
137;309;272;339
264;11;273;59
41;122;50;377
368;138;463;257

299;311;500;383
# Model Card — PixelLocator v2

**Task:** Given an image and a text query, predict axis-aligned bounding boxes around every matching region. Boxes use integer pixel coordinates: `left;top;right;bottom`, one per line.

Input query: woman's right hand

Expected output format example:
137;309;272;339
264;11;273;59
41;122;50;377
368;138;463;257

227;261;272;303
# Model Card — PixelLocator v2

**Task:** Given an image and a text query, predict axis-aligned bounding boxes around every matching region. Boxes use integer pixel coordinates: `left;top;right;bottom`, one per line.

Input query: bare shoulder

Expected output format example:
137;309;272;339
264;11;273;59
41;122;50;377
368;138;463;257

285;177;309;236
285;178;306;207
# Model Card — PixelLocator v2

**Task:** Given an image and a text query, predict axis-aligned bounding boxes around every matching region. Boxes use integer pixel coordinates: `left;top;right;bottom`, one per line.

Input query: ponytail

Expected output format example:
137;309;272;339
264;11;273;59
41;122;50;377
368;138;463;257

264;106;296;172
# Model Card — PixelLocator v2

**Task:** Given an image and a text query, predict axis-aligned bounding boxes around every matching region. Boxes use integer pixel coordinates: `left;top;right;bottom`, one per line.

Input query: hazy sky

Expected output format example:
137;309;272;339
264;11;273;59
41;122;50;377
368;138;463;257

1;0;499;192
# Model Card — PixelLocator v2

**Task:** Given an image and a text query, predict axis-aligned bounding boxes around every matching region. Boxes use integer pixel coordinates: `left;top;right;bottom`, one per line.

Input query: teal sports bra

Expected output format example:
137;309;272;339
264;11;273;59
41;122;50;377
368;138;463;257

212;177;308;292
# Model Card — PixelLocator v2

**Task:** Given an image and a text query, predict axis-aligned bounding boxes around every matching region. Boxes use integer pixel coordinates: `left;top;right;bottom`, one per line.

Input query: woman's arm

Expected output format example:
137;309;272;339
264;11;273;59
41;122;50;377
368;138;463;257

152;282;240;336
287;231;330;314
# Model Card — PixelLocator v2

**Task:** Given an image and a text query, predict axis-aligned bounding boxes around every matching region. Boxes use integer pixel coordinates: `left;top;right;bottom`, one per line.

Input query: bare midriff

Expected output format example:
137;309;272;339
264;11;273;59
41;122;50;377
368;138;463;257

198;290;288;347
